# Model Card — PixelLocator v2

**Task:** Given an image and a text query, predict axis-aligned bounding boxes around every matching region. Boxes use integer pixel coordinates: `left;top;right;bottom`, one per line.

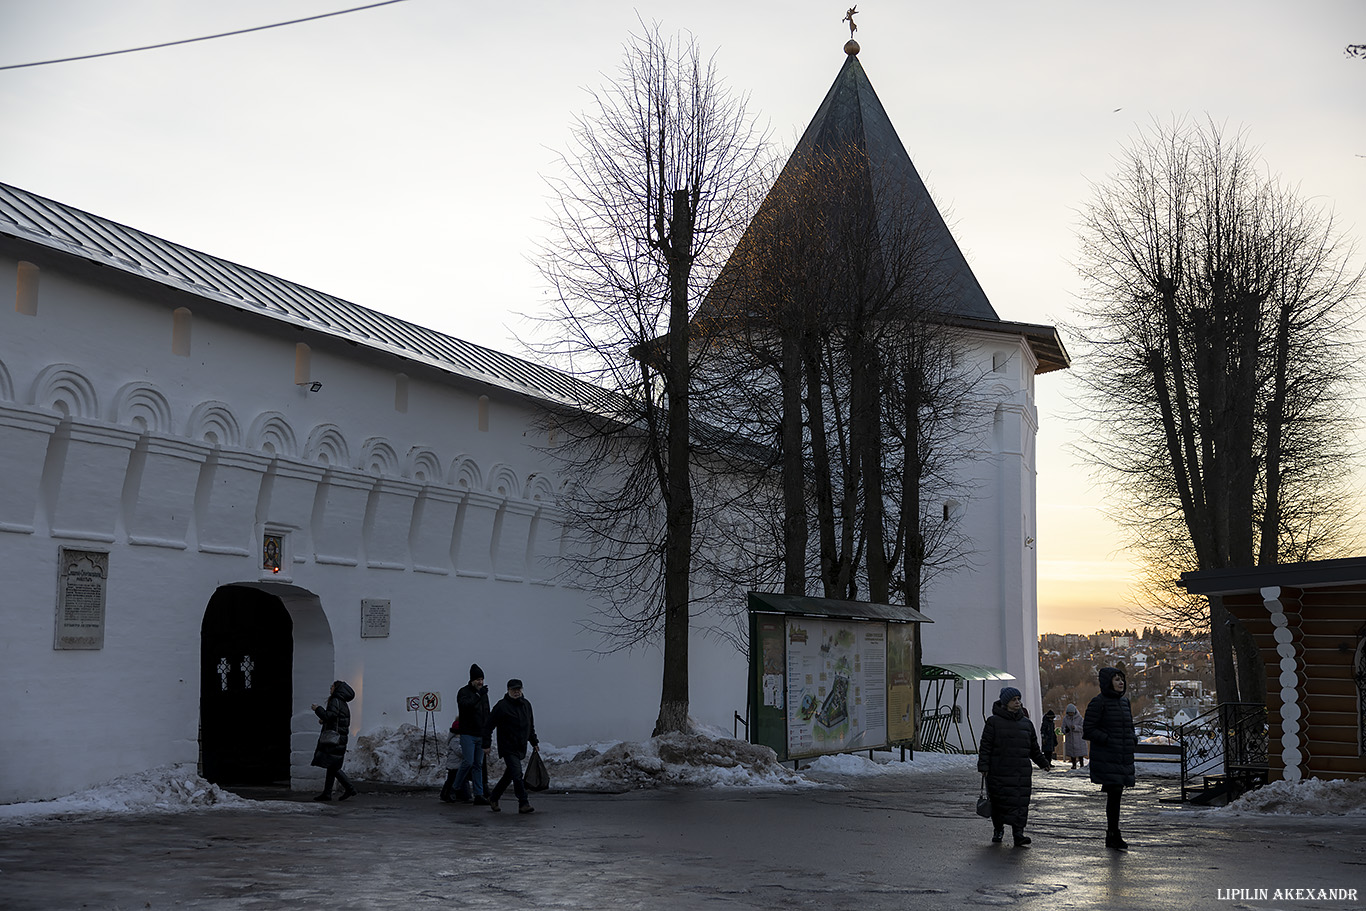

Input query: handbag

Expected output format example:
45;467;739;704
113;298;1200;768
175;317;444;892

975;776;992;818
524;750;550;792
319;729;341;748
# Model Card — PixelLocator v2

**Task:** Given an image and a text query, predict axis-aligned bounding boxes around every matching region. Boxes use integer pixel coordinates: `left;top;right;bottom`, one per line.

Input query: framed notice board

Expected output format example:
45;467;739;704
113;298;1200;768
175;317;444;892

746;592;930;762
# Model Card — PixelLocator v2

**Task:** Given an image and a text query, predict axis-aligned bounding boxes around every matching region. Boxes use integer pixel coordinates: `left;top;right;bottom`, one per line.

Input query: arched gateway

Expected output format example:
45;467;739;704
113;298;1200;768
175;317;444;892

199;582;334;790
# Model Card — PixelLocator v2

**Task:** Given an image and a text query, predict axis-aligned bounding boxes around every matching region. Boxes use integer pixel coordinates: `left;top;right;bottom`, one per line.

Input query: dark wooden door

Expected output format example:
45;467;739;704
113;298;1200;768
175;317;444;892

200;586;293;785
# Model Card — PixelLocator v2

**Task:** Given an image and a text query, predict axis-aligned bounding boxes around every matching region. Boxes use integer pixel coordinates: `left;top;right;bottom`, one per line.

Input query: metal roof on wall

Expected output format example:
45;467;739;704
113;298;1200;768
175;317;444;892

747;591;932;623
0;180;616;414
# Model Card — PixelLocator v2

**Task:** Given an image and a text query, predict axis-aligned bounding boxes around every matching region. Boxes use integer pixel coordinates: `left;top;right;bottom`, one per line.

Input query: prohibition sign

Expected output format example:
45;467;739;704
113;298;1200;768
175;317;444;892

420;692;440;711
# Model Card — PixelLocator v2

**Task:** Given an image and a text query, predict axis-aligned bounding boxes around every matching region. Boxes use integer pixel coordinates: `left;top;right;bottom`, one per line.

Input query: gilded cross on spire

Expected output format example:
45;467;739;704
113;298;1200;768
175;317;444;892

843;6;859;39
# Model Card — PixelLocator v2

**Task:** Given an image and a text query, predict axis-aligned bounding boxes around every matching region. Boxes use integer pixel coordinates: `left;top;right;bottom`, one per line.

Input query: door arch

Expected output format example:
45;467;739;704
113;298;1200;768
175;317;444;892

200;582;334;788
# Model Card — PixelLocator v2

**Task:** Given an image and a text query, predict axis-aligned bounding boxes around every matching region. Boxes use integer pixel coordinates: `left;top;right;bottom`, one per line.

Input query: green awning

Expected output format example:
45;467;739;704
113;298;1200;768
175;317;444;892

920;663;1015;681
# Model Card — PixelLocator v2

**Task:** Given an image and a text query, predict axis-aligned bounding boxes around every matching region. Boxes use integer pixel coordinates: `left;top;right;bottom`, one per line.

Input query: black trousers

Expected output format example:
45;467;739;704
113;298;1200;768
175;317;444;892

323;766;355;795
1102;783;1123;830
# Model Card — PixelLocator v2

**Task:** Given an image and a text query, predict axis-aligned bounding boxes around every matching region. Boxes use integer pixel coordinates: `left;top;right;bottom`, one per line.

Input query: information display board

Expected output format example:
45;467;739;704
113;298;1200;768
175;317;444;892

747;592;927;762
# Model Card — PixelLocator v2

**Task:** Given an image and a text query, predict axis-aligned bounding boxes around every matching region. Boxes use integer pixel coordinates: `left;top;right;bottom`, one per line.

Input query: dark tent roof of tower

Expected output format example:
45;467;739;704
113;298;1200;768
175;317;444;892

697;51;1068;374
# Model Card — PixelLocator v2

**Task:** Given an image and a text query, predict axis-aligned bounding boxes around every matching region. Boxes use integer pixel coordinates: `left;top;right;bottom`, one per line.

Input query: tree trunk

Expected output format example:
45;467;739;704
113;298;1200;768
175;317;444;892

656;188;694;736
853;334;889;604
805;344;840;598
902;360;923;611
1232;616;1266;704
781;330;806;595
1208;595;1241;704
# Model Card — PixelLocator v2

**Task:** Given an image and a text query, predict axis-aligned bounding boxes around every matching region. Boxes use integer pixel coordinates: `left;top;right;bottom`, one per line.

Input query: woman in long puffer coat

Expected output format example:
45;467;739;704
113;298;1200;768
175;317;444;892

1061;703;1086;768
311;680;357;801
977;686;1051;847
1083;667;1136;850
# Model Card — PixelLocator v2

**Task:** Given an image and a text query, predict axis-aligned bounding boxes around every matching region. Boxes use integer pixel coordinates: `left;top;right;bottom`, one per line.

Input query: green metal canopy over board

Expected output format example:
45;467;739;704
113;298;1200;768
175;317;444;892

747;592;931;762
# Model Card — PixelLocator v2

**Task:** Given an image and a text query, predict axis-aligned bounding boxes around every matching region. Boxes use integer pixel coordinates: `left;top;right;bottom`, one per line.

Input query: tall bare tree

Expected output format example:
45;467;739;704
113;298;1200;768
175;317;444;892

535;22;765;735
1073;118;1363;703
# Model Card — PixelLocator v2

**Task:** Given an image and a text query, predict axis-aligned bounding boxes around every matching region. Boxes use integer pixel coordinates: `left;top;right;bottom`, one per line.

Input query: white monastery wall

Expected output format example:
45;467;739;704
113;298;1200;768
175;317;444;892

0;255;747;804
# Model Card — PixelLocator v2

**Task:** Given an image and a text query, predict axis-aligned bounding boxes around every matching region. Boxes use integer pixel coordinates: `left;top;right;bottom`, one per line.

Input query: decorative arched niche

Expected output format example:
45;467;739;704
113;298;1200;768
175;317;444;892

31;364;99;419
110;382;173;434
185;402;243;449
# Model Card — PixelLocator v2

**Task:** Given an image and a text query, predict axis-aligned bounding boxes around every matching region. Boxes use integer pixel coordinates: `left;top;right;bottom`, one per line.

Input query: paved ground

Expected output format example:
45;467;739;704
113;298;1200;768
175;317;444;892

1;765;1363;910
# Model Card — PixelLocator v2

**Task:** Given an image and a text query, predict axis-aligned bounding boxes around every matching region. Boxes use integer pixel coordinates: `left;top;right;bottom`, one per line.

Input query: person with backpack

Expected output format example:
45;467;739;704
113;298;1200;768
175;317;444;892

440;664;490;805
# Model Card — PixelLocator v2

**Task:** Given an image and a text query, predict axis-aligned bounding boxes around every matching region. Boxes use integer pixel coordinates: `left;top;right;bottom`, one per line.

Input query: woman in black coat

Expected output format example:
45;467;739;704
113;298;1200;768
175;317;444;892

311;680;357;801
1083;667;1136;850
977;686;1051;847
1040;709;1058;760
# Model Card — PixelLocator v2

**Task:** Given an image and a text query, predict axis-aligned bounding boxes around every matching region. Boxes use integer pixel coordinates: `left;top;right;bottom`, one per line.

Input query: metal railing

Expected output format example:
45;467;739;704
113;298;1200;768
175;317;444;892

1178;702;1268;798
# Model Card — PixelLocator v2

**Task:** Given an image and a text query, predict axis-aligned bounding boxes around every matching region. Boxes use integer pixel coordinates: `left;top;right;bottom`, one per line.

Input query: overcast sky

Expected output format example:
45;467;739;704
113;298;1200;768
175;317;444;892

2;0;1362;633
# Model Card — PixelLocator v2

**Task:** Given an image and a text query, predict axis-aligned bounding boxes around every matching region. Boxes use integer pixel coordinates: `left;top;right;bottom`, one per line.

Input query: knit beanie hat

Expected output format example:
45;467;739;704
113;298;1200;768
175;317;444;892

999;686;1022;704
470;664;484;682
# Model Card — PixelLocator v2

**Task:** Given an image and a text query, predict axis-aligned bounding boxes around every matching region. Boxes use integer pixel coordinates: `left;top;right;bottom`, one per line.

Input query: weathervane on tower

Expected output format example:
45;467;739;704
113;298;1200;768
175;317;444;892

842;6;860;55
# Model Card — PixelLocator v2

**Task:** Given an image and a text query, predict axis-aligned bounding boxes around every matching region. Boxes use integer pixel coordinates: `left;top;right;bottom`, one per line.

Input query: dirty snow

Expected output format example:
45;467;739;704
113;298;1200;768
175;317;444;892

0;763;300;825
1211;776;1366;817
3;727;1362;823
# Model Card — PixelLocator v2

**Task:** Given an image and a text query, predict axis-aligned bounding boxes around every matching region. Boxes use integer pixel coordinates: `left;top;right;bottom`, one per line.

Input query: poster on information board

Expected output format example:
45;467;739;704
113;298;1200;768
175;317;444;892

784;617;887;757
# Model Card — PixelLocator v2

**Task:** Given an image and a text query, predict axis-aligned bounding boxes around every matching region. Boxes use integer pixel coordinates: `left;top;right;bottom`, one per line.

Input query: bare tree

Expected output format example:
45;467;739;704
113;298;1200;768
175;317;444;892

534;22;765;735
1073;117;1363;703
698;141;988;610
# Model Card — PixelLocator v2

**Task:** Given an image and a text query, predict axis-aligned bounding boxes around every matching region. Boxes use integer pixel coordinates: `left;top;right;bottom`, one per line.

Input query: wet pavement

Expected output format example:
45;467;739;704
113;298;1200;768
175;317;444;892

1;765;1363;910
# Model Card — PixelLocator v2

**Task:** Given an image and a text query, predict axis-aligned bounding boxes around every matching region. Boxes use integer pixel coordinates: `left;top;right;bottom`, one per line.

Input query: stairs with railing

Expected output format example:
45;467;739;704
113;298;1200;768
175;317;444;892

1178;702;1269;805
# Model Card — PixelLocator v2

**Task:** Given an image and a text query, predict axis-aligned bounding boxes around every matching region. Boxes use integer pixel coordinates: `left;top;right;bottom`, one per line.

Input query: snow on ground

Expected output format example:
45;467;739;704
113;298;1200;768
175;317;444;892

1213;777;1366;817
3;728;1362;823
0;763;305;826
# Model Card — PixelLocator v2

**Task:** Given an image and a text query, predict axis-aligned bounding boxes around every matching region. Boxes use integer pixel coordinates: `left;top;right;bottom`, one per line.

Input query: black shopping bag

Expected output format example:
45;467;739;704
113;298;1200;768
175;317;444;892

525;751;550;792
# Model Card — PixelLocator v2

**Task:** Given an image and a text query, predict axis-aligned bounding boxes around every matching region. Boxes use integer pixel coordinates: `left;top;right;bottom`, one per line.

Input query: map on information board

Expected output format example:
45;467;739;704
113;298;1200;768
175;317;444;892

785;617;887;758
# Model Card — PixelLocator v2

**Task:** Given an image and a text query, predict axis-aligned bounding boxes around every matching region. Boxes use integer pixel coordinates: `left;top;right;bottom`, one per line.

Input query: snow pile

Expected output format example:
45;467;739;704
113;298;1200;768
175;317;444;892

0;764;274;825
1215;777;1366;817
547;732;810;791
346;723;450;786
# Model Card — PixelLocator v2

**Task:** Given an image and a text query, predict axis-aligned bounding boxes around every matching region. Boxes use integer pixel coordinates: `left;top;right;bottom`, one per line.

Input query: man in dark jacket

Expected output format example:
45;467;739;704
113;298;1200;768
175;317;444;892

1083;666;1137;850
483;678;539;814
977;686;1050;847
441;664;491;804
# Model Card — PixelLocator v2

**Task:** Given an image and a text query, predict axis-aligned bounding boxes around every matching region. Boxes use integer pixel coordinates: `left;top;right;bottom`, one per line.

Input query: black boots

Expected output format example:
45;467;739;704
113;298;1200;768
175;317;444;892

439;770;458;802
1012;827;1031;848
1106;829;1128;851
991;826;1004;844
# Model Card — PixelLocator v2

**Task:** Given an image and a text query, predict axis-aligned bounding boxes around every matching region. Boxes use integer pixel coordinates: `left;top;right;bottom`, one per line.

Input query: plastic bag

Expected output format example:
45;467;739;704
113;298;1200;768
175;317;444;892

524;750;550;792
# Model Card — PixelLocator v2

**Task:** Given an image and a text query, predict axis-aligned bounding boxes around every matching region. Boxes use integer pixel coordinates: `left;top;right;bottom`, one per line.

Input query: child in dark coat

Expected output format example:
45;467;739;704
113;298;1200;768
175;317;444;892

978;686;1051;847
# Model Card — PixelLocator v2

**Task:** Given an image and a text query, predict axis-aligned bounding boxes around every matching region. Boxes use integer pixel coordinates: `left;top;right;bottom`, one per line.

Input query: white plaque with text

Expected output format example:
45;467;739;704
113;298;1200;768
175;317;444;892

361;599;391;638
55;548;108;650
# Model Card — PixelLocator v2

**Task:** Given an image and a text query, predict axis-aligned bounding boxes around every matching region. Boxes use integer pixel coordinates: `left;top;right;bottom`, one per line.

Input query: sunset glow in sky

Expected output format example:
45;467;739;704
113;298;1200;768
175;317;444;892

2;1;1361;634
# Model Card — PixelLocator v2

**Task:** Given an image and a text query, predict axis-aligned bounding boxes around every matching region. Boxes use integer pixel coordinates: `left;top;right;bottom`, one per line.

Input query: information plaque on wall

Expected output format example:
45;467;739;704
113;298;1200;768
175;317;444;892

361;599;391;638
55;548;109;650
